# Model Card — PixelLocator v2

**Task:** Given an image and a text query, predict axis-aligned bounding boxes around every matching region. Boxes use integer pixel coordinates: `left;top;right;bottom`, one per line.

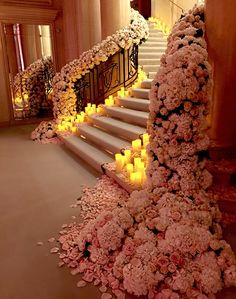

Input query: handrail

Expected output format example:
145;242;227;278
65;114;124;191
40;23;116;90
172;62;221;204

168;0;185;14
74;45;138;112
51;9;148;120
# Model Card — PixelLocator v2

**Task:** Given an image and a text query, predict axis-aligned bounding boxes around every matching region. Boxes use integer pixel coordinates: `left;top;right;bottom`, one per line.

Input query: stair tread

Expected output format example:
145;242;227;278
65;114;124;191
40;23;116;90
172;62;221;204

105;106;148;118
60;134;114;172
78;124;131;152
89;115;146;139
119;96;150;102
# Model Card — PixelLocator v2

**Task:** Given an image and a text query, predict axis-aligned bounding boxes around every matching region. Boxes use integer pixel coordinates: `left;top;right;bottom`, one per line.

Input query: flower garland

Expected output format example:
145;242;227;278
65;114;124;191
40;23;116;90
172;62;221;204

13;57;55;118
53;5;236;299
51;9;149;120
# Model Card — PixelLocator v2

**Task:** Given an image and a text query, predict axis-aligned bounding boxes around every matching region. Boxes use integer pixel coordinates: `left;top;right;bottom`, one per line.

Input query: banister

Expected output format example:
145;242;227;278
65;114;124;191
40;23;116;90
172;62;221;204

168;0;185;14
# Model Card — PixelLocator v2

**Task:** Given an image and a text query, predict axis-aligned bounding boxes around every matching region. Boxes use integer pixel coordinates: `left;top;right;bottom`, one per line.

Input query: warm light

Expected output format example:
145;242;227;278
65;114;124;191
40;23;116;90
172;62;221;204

126;163;134;175
132;139;141;151
15;97;23;104
71;127;77;133
115;153;125;172
124;149;131;163
105;98;114;106
142;133;149;145
134;157;141;171
130;171;142;186
141;149;147;160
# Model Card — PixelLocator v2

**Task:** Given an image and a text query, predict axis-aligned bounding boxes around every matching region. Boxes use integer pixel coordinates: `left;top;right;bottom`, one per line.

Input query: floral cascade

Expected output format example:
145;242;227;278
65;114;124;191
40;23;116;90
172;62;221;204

55;5;236;299
51;9;148;120
13;57;55;119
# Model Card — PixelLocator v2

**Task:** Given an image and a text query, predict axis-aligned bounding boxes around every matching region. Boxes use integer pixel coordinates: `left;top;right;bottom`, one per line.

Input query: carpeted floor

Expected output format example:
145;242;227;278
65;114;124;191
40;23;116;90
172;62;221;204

0;125;235;299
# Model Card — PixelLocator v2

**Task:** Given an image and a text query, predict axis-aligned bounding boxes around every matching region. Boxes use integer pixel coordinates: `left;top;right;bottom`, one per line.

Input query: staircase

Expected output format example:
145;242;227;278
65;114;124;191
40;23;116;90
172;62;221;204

59;21;167;182
139;20;167;79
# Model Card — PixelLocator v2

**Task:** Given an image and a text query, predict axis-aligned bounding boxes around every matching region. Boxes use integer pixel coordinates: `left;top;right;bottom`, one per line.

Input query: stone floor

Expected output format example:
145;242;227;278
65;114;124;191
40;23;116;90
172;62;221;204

0;125;235;299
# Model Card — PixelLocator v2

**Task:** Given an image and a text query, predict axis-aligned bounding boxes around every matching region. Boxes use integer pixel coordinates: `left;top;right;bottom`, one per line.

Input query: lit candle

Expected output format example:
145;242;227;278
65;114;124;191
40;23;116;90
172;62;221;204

71;127;77;133
141;149;147;160
87;103;91;107
137;162;145;172
136;172;142;185
97;106;103;114
142;133;149;145
124;149;131;163
126;163;133;175
115;153;125;172
132;139;141;152
134;157;142;171
130;172;136;185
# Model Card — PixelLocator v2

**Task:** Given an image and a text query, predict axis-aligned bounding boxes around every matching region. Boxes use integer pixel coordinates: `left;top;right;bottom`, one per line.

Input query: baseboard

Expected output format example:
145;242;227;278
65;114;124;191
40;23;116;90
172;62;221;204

0;120;10;128
209;145;236;160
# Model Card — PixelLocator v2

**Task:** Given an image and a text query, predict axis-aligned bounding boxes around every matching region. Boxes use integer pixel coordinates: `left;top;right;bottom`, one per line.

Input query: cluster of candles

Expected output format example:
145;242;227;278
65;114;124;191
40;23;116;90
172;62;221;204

115;133;150;187
57;103;104;132
105;95;115;106
149;17;170;35
131;68;147;89
117;87;129;98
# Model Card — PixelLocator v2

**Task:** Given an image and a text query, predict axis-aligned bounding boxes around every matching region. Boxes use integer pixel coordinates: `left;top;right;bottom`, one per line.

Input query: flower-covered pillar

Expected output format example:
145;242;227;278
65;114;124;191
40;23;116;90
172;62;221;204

206;0;236;150
100;0;131;40
76;0;102;55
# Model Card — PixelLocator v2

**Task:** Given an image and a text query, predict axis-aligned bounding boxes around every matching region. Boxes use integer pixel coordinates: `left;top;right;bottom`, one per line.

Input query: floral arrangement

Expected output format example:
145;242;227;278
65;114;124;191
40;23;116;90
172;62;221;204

52;5;236;299
13;57;55;118
51;9;149;121
31;120;59;143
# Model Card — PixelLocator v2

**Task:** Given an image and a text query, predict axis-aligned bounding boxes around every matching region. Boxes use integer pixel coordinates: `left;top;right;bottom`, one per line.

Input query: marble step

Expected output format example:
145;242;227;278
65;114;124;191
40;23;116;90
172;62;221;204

143;64;160;73
147;37;166;42
139;52;163;59
104;106;148;127
118;97;150;112
89;115;146;141
59;134;113;173
141;79;153;89
142;41;167;47
139;46;166;53
139;58;160;66
78;124;130;154
131;88;150;99
149;72;157;79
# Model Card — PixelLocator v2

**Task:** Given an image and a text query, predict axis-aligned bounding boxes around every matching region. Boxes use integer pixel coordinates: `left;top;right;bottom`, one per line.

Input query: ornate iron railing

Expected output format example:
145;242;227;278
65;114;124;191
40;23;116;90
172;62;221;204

74;44;139;112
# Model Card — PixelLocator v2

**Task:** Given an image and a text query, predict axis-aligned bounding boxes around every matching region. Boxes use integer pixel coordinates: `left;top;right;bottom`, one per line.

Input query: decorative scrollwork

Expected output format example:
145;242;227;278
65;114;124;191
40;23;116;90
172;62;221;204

74;45;139;113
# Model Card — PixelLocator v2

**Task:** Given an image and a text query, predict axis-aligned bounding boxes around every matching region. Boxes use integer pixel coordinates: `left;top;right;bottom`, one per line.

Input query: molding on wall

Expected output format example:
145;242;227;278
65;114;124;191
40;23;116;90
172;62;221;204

0;5;58;24
0;0;52;6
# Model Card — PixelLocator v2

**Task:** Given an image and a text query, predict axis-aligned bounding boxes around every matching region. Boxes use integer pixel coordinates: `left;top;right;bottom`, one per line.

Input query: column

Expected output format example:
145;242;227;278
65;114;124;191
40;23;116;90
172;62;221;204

100;0;131;40
206;0;236;148
39;25;52;57
0;27;11;123
20;24;42;67
4;24;18;77
76;0;102;55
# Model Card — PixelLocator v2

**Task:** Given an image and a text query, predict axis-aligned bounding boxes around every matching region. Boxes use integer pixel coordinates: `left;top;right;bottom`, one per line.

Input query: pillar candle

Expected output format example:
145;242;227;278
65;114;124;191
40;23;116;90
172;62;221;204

124;149;131;163
126;163;133;175
132;139;141;151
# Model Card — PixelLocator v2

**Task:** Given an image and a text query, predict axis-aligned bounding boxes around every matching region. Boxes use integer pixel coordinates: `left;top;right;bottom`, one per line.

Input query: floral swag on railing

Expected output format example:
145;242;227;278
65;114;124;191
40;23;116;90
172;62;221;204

52;8;148;120
31;9;148;143
13;57;55;119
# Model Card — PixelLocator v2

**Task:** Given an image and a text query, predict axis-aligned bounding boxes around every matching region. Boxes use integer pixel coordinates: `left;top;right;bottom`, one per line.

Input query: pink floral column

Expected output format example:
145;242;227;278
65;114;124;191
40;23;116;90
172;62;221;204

57;5;236;299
